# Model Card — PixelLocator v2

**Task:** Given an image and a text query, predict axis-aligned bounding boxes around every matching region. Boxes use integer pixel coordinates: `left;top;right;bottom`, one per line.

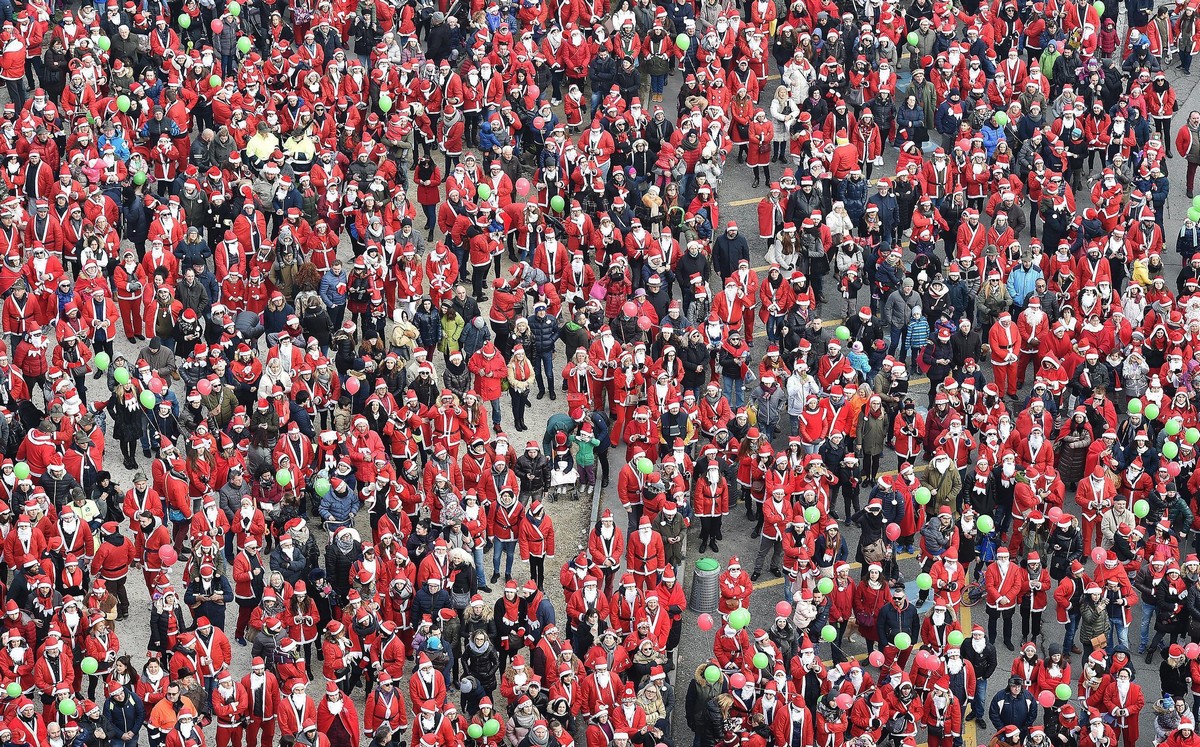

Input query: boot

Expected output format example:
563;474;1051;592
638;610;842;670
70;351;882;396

751;168;760;189
763;166;772;185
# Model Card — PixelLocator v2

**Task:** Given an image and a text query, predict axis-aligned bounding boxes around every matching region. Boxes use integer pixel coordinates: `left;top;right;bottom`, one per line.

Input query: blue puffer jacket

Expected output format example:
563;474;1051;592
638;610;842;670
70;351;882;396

320;487;361;521
839;177;868;224
981;123;1005;158
414;306;442;349
529;313;560;356
319;270;348;308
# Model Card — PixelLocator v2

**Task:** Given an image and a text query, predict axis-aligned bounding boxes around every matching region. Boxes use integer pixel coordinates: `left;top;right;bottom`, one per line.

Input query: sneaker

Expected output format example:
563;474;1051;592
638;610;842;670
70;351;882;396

237;637;247;646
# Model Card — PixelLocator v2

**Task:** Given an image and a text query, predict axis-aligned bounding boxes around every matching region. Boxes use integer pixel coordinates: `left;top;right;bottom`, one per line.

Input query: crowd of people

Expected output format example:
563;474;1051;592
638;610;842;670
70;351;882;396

0;0;1198;747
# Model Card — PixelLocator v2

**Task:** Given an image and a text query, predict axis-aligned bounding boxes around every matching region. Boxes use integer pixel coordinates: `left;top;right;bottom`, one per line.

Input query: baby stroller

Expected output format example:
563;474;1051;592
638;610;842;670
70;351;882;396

550;459;582;502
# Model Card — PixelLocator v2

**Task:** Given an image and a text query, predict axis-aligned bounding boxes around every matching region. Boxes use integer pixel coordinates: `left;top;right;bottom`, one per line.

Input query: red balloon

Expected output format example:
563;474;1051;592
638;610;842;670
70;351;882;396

1038;690;1056;708
1091;547;1107;565
211;18;223;32
148;377;164;395
868;651;885;669
622;301;637;317
345;377;360;395
196;379;213;396
533;116;545;129
697;613;714;632
637;316;653;332
885;524;901;542
1168;462;1183;478
775;601;792;618
515;178;531;197
1186;643;1200;659
1047;507;1063;524
835;694;853;711
729;674;746;689
158;546;178;567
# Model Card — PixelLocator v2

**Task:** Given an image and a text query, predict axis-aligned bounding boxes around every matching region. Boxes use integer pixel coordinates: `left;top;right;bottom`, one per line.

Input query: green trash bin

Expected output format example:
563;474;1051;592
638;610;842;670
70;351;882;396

689;557;721;614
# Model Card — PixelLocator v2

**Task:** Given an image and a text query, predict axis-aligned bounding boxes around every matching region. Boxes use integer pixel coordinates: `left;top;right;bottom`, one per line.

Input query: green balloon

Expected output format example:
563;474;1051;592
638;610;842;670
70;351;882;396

1093;0;1104;13
12;463;28;480
1187;428;1200;445
637;457;654;475
894;632;912;650
916;573;933;590
817;578;834;595
209;75;221;88
96;35;110;51
821;624;838;643
994;112;1009;127
948;630;965;647
227;1;241;16
379;94;393;113
4;683;19;698
976;514;995;534
314;477;331;496
116;95;130;112
237;36;252;53
467;725;484;740
483;720;500;738
178;13;191;27
907;31;919;46
675;33;690;51
478;184;492;200
1055;683;1072;701
1189;208;1200;224
132;171;147;186
1146;403;1161;421
550;195;566;213
1193;195;1200;210
1167;419;1183;436
276;469;292;487
729;608;751;630
752;652;770;669
1133;499;1150;518
1128;398;1143;415
93;351;110;371
80;657;98;675
803;506;821;524
140;390;157;409
913;487;931;505
704;665;721;683
113;366;131;385
58;700;76;716
834;326;851;341
1164;441;1180;460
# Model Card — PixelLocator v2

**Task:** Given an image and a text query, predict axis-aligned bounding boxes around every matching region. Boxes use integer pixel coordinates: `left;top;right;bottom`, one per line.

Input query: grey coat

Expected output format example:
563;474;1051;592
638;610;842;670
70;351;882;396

883;288;921;330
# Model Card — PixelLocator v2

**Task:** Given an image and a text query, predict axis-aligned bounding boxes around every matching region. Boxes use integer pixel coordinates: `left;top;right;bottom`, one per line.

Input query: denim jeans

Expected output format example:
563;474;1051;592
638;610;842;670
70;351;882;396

493;539;517;578
971;677;988;720
1139;601;1155;649
533;351;555;394
888;325;907;357
1063;613;1079;652
722;374;744;409
473;547;487;586
1108;619;1129;653
766;315;783;342
650;74;667;93
490;399;503;427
